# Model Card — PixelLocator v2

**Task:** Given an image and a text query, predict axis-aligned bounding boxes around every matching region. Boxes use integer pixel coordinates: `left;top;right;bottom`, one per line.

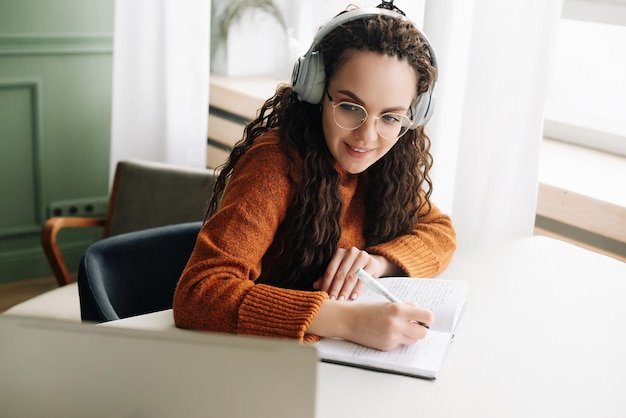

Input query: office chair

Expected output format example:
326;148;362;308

77;221;202;323
42;159;217;286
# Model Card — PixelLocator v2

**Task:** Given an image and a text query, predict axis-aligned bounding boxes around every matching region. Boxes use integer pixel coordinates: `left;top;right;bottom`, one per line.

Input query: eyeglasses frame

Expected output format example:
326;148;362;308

326;91;414;140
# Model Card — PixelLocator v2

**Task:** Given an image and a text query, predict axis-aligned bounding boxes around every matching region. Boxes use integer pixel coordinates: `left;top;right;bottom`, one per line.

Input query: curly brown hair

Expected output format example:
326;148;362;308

206;11;436;289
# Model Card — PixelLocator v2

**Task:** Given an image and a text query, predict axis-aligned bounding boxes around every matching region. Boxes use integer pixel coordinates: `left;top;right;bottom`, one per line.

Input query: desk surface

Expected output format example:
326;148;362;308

107;236;626;417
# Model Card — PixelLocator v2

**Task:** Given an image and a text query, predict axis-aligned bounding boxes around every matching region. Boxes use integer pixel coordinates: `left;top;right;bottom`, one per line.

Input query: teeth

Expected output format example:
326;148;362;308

350;146;367;153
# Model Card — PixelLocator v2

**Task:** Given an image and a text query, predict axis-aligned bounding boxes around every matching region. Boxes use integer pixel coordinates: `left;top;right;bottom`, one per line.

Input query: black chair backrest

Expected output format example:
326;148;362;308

77;222;202;323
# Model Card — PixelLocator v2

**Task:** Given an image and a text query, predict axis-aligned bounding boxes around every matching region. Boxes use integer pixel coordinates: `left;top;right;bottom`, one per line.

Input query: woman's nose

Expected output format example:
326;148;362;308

355;116;379;142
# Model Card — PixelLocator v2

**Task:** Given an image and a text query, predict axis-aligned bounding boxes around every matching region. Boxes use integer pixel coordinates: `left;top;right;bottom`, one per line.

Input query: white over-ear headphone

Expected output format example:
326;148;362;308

291;7;438;128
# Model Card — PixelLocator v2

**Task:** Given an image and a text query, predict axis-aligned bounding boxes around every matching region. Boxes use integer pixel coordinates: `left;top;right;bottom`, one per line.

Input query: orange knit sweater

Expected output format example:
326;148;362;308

173;130;456;343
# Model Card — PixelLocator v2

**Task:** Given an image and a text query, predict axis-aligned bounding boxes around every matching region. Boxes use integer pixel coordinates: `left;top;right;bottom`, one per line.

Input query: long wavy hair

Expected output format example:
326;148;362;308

206;10;436;289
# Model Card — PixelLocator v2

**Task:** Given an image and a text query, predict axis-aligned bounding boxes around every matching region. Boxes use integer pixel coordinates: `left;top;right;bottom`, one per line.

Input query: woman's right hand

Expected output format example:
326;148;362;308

307;299;434;352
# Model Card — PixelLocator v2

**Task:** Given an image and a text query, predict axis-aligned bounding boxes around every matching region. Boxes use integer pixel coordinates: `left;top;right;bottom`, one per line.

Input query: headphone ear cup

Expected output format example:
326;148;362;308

292;52;326;104
410;91;435;129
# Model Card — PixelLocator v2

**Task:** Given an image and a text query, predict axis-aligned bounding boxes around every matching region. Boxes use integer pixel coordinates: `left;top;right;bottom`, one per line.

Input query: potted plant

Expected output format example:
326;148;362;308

210;0;289;76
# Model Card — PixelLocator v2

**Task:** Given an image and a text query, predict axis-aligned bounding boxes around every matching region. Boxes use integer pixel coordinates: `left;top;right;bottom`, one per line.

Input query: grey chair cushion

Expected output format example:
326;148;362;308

107;160;216;236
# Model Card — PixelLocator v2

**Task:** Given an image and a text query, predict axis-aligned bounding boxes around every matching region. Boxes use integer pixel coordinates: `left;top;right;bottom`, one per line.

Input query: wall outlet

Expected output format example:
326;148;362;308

48;196;108;218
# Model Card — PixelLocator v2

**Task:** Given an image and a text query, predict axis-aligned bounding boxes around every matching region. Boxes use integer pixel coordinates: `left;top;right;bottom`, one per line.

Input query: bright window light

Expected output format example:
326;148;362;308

543;18;626;156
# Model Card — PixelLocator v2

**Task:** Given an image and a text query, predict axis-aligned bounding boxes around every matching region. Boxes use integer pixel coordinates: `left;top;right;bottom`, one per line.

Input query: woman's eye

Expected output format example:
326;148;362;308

339;103;361;113
382;113;402;124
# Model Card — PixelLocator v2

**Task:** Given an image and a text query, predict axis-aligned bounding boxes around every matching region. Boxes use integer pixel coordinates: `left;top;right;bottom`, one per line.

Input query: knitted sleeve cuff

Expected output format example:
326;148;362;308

367;235;442;278
237;284;328;341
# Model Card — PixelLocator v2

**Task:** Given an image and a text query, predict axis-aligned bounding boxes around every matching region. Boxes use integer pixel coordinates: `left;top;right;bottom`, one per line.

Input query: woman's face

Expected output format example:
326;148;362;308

322;50;417;174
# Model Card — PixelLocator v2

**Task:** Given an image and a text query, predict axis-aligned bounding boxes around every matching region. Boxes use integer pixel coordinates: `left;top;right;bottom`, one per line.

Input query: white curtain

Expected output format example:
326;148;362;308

109;0;210;176
424;0;563;249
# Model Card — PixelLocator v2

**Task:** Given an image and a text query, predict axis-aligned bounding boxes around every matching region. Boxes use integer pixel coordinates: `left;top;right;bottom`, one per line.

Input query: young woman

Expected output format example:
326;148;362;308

173;3;456;352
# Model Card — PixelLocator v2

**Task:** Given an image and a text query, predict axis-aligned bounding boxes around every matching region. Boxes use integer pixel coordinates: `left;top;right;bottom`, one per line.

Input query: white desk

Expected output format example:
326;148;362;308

107;236;626;417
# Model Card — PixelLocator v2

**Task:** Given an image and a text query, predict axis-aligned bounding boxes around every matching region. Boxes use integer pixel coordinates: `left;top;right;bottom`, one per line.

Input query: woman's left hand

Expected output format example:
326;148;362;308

313;247;399;301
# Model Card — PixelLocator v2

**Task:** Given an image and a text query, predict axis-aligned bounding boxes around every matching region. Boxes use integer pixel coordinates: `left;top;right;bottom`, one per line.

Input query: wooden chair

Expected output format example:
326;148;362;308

41;159;216;286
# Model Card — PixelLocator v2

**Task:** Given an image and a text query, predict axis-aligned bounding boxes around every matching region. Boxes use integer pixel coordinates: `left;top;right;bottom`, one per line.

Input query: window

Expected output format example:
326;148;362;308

543;0;626;157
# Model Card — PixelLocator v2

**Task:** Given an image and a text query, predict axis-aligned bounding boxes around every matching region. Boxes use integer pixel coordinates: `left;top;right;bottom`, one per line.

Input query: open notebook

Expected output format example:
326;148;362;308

315;278;468;379
0;315;318;418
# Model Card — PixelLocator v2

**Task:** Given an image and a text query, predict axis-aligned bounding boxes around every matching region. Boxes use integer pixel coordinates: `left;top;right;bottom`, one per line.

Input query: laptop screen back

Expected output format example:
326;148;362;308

0;315;318;418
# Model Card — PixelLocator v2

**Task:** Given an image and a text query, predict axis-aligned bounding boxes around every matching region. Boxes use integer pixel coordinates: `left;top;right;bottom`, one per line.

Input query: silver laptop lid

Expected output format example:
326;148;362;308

0;315;318;418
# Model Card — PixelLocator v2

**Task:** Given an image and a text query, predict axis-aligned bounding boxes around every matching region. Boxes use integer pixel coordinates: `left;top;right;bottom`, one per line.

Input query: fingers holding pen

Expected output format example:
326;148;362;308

405;301;434;329
312;247;435;350
349;268;435;335
347;302;434;351
387;302;433;347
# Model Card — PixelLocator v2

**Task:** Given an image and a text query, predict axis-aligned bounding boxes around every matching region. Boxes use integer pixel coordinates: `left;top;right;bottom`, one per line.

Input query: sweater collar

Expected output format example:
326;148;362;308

333;161;360;183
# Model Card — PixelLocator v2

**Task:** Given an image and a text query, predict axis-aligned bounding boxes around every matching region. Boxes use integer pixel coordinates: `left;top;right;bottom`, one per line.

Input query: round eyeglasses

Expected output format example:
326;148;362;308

327;92;413;140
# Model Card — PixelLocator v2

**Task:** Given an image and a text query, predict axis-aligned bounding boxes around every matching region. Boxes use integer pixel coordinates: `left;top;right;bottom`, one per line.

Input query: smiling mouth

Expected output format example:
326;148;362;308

348;144;368;153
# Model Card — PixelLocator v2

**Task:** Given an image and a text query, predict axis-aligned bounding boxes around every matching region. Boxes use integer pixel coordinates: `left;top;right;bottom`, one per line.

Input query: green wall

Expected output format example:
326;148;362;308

0;0;114;283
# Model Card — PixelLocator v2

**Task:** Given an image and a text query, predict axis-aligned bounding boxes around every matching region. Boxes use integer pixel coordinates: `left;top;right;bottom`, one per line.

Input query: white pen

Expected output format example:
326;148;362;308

355;268;402;303
355;268;429;329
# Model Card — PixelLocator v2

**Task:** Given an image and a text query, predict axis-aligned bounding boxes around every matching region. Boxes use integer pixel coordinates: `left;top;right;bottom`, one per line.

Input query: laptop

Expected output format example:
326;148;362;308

0;314;318;418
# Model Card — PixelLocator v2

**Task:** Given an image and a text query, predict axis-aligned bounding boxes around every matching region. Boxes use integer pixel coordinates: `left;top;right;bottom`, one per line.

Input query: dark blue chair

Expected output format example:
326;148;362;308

77;221;202;323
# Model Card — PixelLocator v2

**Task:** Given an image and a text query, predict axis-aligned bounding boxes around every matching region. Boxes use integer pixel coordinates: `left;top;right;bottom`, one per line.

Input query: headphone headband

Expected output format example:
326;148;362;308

291;6;438;127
